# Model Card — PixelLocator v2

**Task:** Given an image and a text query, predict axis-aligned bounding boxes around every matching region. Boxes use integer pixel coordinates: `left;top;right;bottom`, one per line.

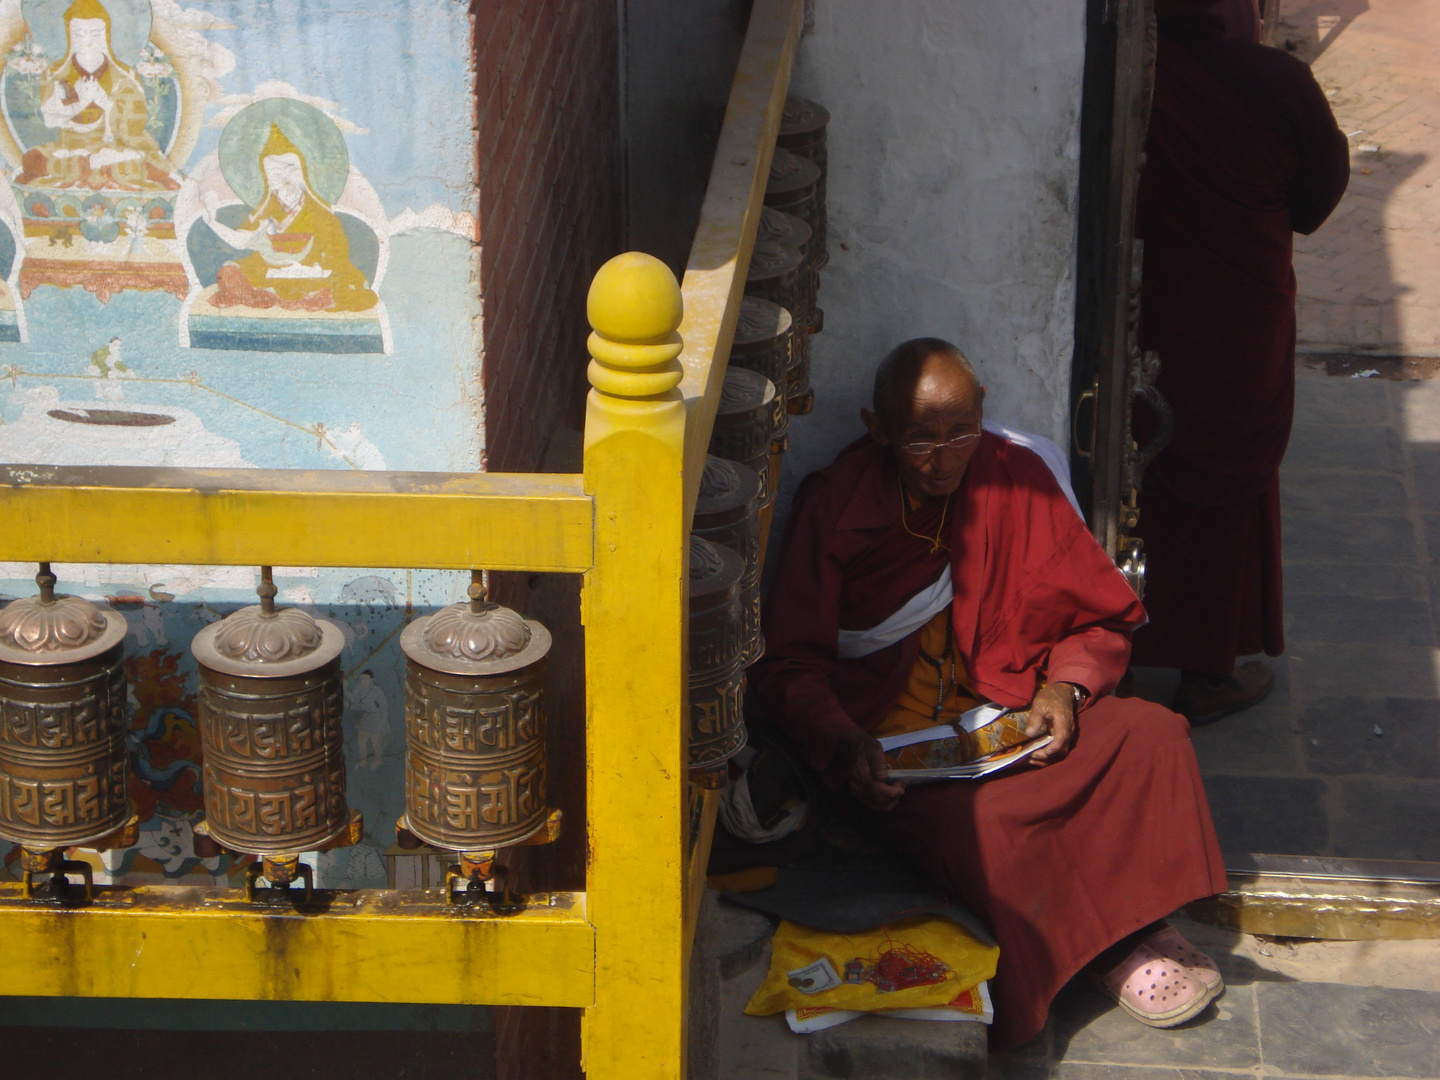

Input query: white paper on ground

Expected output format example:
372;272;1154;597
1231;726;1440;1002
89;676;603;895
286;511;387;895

784;982;994;1033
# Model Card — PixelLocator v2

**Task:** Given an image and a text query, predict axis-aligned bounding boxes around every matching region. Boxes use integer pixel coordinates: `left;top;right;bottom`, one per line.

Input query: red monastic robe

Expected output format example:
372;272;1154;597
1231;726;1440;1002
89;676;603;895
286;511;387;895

1131;17;1349;672
755;433;1226;1051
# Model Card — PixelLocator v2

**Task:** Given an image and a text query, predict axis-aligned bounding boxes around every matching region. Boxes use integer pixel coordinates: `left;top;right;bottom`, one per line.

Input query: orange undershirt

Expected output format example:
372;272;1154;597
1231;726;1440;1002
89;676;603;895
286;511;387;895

871;608;982;741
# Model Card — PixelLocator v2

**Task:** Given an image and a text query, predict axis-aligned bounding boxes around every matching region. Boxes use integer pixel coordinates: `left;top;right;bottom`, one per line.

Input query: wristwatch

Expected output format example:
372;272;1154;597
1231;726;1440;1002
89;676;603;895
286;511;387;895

1067;683;1089;708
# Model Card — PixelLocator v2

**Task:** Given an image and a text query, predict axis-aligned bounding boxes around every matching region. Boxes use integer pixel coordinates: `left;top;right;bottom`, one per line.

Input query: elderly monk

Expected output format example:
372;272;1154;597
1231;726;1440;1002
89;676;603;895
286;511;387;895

1131;0;1349;721
754;338;1228;1050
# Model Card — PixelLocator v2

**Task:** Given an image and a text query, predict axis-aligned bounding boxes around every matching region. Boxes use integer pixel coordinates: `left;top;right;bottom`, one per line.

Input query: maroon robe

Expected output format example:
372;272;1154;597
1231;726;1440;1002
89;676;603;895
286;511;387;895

755;433;1227;1050
1131;17;1349;672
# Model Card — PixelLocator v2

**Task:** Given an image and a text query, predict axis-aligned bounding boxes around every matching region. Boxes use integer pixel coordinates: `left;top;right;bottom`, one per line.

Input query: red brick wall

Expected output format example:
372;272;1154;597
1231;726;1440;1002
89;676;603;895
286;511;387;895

473;3;621;1078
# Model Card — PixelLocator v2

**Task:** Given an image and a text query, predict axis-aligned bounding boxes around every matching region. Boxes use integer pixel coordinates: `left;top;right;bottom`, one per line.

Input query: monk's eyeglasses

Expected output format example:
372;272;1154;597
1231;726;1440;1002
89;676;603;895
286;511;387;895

897;432;980;458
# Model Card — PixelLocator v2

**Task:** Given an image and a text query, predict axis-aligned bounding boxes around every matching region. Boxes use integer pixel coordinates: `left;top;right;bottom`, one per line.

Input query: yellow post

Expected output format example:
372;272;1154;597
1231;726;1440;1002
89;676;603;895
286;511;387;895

581;252;689;1077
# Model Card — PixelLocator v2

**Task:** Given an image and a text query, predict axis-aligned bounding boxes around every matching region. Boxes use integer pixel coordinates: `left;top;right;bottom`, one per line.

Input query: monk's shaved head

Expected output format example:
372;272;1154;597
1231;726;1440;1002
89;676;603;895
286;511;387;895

863;338;986;499
872;338;978;430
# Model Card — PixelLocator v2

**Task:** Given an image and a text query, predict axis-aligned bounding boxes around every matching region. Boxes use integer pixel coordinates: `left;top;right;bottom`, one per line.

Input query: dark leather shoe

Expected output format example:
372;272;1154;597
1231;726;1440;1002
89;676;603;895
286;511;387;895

1174;661;1274;726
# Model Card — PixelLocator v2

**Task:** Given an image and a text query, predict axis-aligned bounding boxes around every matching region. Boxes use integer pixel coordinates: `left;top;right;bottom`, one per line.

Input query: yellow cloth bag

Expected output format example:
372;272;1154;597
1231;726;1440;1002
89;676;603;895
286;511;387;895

745;915;999;1016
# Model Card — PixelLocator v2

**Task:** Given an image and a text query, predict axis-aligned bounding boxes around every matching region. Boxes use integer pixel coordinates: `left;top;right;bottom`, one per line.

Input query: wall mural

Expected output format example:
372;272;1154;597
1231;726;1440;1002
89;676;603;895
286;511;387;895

0;0;481;888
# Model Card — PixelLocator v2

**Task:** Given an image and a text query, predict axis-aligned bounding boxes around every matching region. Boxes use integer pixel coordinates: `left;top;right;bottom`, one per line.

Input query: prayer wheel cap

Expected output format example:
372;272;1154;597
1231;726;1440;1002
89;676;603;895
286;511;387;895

402;599;552;677
193;604;345;677
733;295;794;346
696;455;761;519
758;207;812;252
688;535;744;602
717;367;776;417
747;239;804;282
781;94;831;136
766;147;821;196
0;571;126;666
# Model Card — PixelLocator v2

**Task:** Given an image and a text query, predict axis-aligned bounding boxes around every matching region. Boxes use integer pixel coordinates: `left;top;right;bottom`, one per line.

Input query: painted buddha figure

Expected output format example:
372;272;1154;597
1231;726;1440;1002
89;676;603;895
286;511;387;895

15;0;180;192
210;125;377;313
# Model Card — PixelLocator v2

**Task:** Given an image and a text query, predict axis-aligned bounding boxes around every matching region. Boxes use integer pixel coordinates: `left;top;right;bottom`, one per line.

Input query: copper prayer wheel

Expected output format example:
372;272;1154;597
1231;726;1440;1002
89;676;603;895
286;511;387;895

193;568;358;891
0;564;135;895
694;456;763;667
746;238;813;336
759;205;822;338
688;536;746;785
731;296;793;453
709;366;778;508
398;577;555;857
777;95;830;266
763;146;822;254
731;297;792;452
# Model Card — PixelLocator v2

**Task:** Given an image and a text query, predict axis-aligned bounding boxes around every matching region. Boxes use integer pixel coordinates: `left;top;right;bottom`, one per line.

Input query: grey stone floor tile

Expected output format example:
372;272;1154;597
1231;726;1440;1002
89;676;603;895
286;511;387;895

1049;982;1259;1070
1331;778;1440;860
800;1013;987;1079
1280;469;1409;513
1201;775;1329;855
1410;446;1440;513
1054;1068;1243;1080
1293;367;1394;425
1285;644;1440;700
1281;510;1420;564
1285;559;1429;599
1421;515;1440;570
1189;706;1304;775
1285;595;1435;648
1256;981;1440;1077
1299;697;1440;779
1285;423;1405;473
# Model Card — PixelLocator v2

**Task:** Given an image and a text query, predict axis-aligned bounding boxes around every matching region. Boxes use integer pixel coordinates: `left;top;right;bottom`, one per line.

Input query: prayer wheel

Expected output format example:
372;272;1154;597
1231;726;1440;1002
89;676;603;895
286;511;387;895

709;366;778;509
0;563;135;898
694;456;763;667
763;147;822;260
744;240;814;416
398;572;559;907
760;205;823;337
759;205;812;254
746;238;813;335
192;568;360;896
731;296;793;452
688;536;747;787
777;95;830;266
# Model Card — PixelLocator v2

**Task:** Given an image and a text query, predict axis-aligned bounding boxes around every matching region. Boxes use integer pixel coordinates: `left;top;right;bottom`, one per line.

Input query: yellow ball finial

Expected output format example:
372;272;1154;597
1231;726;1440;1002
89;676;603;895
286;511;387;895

586;252;685;399
587;252;682;344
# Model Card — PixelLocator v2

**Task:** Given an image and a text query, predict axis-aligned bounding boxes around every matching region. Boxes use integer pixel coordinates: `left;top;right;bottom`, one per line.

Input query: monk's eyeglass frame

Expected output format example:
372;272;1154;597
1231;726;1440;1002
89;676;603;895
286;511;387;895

897;432;981;458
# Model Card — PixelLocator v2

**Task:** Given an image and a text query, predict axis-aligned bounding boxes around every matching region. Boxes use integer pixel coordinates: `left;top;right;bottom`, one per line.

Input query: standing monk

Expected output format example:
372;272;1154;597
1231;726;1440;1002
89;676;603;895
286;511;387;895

1131;0;1350;722
755;339;1228;1051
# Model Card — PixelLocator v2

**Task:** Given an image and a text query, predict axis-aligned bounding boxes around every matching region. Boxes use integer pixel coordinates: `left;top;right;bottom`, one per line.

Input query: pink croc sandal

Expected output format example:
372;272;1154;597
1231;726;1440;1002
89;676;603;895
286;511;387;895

1093;942;1214;1028
1145;925;1224;1001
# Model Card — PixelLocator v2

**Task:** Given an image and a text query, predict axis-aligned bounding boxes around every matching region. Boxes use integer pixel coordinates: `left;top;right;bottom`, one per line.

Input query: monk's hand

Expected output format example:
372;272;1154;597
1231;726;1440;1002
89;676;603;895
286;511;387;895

837;727;906;812
1025;682;1080;765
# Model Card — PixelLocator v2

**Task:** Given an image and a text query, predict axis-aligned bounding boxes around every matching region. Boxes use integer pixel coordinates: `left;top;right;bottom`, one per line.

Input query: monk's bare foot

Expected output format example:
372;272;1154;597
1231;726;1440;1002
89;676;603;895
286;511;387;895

1174;662;1274;726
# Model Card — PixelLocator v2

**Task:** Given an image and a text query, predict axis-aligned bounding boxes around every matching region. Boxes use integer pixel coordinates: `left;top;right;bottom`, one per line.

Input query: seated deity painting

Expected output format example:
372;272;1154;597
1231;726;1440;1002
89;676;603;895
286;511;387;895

178;99;390;354
0;0;199;301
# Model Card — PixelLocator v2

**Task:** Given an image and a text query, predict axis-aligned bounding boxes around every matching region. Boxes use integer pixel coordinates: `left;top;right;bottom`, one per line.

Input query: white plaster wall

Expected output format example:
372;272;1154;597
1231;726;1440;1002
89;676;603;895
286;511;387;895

782;2;1086;500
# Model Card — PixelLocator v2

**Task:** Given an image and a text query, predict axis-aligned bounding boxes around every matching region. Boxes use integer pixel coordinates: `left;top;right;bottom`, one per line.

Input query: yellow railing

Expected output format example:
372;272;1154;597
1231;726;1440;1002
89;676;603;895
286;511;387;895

0;1;802;1077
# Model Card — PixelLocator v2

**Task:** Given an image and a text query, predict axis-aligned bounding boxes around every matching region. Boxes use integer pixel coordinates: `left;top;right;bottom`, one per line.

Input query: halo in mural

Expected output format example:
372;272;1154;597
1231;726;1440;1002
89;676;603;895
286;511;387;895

218;98;351;208
21;0;153;67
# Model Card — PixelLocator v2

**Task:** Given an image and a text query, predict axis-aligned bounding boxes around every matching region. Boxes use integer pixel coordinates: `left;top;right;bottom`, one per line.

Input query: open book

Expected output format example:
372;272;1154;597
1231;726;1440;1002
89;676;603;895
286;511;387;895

879;702;1052;781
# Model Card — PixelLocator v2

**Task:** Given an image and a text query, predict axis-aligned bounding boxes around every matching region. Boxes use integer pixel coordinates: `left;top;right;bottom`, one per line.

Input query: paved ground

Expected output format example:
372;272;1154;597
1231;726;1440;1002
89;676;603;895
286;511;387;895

1286;0;1440;355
